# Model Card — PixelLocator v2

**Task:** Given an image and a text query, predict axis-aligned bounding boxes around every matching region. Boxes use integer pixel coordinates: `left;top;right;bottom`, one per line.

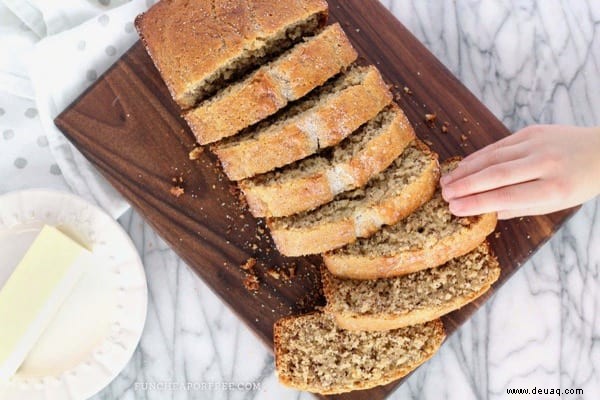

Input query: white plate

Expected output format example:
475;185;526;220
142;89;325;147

0;189;147;400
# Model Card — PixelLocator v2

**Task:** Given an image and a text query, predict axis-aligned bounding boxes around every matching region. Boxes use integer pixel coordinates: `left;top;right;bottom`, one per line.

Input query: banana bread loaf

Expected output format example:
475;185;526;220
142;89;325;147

267;141;439;256
211;65;392;181
323;158;497;279
135;0;328;109
321;242;501;331
240;103;415;217
274;312;445;394
184;23;357;144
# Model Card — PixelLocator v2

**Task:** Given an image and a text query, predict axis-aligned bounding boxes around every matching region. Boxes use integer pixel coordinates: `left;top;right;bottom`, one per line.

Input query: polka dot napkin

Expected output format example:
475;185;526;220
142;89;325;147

0;0;154;218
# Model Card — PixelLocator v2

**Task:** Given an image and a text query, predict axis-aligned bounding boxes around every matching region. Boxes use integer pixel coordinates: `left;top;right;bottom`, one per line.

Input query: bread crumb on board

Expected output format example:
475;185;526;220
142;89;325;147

424;113;436;123
403;86;413;95
240;257;257;271
170;186;185;197
288;265;296;279
189;146;204;160
275;264;298;282
243;274;260;291
266;269;280;280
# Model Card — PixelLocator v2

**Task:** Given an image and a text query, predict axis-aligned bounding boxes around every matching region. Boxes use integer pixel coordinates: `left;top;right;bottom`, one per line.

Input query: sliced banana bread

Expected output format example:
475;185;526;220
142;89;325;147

240;104;415;217
211;65;392;181
267;141;439;256
184;24;357;145
323;158;497;279
274;312;445;394
322;242;501;331
135;0;328;109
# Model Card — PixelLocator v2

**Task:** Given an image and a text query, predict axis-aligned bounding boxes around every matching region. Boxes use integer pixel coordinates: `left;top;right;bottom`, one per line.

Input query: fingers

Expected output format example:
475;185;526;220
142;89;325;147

464;131;528;160
441;127;539;186
442;157;539;200
447;180;554;216
497;210;522;220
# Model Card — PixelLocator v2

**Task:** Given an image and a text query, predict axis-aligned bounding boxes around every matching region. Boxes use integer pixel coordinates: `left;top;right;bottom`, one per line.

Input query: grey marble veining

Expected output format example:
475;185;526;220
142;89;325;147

92;1;600;399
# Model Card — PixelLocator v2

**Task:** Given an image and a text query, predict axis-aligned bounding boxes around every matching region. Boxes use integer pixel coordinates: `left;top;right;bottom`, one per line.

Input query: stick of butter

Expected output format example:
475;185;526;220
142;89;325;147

0;225;90;381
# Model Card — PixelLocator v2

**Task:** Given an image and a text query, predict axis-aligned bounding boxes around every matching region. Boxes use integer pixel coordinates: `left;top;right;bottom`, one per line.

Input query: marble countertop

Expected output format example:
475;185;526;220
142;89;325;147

1;1;598;399
99;1;599;399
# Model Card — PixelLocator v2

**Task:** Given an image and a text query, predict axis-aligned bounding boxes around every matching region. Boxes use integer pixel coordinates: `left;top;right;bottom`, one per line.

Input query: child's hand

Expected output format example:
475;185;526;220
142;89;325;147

440;125;600;219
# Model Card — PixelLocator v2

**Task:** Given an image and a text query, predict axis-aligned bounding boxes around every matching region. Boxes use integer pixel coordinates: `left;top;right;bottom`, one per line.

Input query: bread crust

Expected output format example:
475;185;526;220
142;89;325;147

240;104;415;217
267;143;440;256
212;66;393;181
323;211;497;279
330;282;495;332
184;24;357;144
323;156;498;279
135;0;328;109
242;172;334;218
321;244;501;331
273;313;446;394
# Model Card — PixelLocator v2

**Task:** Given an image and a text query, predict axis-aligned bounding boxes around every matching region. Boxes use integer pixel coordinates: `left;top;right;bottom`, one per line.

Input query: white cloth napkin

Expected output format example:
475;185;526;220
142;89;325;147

0;0;154;218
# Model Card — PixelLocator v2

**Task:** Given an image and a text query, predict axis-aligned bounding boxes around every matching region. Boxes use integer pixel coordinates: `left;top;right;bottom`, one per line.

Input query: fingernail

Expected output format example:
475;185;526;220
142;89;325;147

441;187;453;201
440;175;451;185
449;201;465;216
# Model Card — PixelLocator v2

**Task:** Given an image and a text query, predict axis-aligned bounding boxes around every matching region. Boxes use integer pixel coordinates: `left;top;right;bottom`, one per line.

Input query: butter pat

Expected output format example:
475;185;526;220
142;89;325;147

0;225;90;381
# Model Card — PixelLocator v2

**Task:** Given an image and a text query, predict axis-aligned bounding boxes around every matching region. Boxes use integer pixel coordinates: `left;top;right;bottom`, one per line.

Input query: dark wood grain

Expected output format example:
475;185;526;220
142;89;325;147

54;1;577;399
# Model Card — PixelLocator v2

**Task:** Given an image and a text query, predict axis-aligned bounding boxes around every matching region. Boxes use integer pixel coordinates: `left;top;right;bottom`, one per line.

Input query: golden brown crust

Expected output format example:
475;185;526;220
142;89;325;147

313;68;393;148
329;282;495;332
323;212;498;279
353;142;439;238
184;24;357;144
267;146;440;256
270;219;357;257
184;71;287;144
346;105;415;185
274;314;446;394
272;314;290;388
240;104;415;218
212;66;393;181
135;0;328;108
214;124;314;181
270;23;357;100
241;173;334;218
321;244;501;331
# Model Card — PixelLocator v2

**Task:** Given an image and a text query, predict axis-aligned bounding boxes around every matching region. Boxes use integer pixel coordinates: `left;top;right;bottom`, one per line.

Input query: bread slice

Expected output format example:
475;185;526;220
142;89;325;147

322;242;501;331
240;104;415;217
274;312;445;394
211;65;393;181
267;141;439;256
323;158;497;279
184;24;357;145
135;0;328;109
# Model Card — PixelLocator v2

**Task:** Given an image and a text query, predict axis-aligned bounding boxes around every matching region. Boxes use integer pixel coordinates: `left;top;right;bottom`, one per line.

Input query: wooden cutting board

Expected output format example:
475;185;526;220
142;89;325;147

55;1;577;398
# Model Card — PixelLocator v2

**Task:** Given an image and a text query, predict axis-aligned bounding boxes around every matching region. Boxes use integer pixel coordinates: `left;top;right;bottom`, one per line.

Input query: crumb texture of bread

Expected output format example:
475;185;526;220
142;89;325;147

323;159;497;279
267;141;439;256
184;23;357;144
135;0;328;109
211;65;393;181
322;242;501;331
273;312;445;394
240;104;415;217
